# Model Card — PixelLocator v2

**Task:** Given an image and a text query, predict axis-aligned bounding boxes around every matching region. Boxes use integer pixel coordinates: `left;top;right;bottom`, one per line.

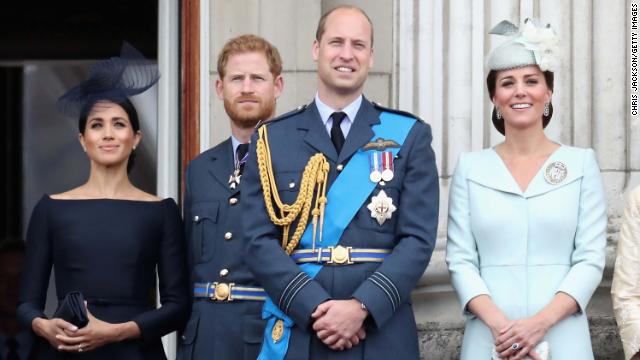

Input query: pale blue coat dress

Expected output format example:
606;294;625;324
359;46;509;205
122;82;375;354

446;145;606;359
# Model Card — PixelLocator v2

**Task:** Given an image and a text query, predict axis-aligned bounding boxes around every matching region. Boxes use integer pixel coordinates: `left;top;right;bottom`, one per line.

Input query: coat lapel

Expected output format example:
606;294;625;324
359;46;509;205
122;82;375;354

523;146;584;198
207;138;236;193
299;101;339;162
467;149;523;196
337;98;378;164
466;146;585;198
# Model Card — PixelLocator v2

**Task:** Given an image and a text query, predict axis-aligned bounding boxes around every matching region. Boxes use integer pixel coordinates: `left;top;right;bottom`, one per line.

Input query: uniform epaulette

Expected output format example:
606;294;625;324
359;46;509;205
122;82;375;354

255;104;308;129
371;101;425;123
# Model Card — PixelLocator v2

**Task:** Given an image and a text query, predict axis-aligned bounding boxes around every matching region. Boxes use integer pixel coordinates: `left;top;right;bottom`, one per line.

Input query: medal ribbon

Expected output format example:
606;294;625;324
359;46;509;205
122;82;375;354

258;111;416;360
382;151;393;172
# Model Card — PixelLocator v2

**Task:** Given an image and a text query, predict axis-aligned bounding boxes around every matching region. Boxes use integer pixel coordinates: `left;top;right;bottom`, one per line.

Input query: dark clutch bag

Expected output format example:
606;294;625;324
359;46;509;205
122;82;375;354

53;291;89;328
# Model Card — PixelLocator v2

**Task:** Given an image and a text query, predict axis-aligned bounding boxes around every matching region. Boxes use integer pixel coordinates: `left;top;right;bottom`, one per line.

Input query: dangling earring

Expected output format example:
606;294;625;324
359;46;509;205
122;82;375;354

133;145;136;151
496;107;502;120
543;103;550;117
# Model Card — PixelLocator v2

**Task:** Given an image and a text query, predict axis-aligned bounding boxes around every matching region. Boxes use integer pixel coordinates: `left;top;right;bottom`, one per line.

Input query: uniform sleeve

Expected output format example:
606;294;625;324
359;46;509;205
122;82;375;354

556;148;606;312
612;186;640;360
132;200;190;341
243;133;332;329
445;153;491;315
351;122;439;328
17;197;52;328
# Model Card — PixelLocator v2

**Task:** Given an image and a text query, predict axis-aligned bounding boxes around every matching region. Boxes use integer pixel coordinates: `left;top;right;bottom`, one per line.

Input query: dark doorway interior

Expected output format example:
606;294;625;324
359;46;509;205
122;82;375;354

0;1;157;60
0;68;22;243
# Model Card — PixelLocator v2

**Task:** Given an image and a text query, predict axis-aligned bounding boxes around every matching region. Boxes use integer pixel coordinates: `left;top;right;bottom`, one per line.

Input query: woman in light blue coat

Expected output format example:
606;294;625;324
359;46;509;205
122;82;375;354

446;19;606;360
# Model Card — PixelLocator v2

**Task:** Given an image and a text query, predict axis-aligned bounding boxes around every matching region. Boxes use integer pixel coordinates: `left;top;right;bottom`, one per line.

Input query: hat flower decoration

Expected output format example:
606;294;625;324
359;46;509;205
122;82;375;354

488;18;560;72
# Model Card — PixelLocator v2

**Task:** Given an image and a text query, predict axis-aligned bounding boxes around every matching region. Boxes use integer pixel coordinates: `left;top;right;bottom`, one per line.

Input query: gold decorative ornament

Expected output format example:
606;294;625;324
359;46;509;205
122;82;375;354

213;283;233;301
256;126;330;254
271;319;285;343
329;245;353;265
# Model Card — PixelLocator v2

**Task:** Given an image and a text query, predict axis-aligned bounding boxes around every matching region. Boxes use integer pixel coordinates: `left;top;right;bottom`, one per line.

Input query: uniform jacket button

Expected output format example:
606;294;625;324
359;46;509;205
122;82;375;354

336;164;344;172
193;215;200;222
224;232;233;240
219;269;229;277
229;197;238;205
289;182;296;189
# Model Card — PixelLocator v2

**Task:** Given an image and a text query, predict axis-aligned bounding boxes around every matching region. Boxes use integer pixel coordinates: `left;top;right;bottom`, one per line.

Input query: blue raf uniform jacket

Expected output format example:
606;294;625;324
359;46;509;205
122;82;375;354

178;138;265;360
242;98;439;359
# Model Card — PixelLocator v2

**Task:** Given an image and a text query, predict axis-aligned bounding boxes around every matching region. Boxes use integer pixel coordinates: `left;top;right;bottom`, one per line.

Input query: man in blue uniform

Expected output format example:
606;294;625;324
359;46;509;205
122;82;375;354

178;35;284;360
242;5;439;359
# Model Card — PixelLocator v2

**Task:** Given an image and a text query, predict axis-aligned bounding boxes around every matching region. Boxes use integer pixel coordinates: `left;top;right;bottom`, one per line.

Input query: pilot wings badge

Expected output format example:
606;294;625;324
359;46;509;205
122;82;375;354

363;137;401;151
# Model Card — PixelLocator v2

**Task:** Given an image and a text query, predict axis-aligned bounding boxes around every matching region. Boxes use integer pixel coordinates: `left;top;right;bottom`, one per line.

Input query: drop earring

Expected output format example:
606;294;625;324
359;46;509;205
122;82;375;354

543;103;550;117
496;107;502;120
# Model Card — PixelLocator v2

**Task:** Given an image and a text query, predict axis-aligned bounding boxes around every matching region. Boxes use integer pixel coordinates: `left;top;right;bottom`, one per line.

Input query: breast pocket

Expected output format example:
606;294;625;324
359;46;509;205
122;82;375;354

190;202;219;263
354;186;400;233
274;171;302;205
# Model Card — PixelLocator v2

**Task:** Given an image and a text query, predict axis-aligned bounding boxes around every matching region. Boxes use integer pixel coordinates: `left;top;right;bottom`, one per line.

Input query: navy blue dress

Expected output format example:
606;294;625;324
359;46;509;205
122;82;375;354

17;195;189;360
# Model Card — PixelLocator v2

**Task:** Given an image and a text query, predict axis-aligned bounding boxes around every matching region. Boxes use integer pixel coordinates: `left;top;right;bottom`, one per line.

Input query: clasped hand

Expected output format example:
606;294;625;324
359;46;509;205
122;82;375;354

33;307;119;353
311;299;368;351
493;316;549;360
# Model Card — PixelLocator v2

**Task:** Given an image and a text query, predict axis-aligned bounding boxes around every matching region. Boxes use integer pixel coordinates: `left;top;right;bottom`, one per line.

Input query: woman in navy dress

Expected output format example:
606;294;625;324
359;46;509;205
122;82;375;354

17;43;189;359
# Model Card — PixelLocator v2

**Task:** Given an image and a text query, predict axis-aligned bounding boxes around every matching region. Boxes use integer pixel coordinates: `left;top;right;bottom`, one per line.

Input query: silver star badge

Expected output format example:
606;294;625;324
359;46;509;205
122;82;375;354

367;190;397;226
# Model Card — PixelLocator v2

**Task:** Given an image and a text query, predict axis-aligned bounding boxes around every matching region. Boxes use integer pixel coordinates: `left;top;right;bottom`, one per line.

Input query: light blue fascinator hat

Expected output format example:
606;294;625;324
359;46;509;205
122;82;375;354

487;18;560;72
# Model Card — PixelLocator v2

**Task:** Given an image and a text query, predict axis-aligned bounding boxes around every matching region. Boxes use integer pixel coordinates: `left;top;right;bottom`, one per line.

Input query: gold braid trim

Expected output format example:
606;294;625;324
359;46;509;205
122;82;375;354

256;125;330;254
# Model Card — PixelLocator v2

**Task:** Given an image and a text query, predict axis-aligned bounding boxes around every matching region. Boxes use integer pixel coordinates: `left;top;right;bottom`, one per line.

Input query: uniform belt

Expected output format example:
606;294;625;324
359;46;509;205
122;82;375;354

193;282;266;302
290;245;391;265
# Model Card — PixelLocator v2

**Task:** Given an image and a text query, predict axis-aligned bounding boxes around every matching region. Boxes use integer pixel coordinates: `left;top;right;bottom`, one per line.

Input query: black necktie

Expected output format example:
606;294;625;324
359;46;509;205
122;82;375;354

6;337;19;360
330;112;347;154
236;143;250;175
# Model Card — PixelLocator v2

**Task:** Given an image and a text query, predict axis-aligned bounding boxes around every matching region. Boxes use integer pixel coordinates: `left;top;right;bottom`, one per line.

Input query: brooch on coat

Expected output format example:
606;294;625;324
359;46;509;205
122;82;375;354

544;161;567;185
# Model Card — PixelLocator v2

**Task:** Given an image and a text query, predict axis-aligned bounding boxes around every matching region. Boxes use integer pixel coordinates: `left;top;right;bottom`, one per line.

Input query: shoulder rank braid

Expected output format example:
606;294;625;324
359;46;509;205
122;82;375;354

256;125;330;254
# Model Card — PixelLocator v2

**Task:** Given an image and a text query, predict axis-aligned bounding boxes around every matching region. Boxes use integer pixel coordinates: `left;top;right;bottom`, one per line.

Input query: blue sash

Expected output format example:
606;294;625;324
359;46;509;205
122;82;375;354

258;112;416;360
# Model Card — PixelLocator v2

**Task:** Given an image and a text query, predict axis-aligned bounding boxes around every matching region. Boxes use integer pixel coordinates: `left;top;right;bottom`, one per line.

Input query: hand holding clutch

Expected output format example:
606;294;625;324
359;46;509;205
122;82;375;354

53;291;89;328
491;340;550;360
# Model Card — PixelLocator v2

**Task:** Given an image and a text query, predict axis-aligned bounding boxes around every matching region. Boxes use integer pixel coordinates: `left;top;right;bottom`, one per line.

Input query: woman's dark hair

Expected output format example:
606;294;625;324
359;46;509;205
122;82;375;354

78;98;139;173
486;69;554;135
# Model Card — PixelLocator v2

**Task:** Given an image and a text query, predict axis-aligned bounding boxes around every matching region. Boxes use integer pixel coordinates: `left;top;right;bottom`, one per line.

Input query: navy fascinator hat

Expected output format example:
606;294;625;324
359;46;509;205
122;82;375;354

57;42;160;118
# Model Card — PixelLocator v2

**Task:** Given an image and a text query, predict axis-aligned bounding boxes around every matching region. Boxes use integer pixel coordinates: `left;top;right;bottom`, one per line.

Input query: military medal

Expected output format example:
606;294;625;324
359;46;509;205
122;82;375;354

365;138;399;184
228;148;249;189
369;152;382;183
544;161;567;185
367;190;396;226
228;170;241;190
381;151;394;182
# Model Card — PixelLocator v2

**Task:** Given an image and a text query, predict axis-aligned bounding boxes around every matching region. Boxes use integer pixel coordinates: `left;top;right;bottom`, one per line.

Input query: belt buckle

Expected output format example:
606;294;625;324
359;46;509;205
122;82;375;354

328;245;353;265
211;282;235;301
